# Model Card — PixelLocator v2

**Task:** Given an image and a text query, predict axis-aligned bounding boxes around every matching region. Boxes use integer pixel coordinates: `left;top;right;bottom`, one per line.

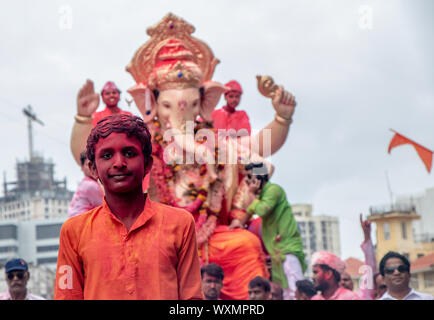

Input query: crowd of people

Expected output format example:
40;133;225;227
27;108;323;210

3;248;431;300
199;248;433;301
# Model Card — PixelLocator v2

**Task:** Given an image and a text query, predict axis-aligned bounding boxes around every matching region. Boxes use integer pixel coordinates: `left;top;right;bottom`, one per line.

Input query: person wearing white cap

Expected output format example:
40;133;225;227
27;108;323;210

0;258;45;300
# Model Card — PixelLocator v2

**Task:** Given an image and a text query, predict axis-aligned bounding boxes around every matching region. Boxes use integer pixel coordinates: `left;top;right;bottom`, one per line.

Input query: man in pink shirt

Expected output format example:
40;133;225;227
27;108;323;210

311;251;360;300
67;151;104;219
211;80;251;135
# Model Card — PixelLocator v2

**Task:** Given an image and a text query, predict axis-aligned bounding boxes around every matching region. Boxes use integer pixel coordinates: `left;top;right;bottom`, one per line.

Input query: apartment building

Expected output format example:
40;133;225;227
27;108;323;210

292;204;341;276
0;218;65;269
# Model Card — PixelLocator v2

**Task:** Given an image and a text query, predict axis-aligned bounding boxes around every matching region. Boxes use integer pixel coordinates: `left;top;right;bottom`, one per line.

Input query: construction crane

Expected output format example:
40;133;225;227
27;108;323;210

22;105;44;161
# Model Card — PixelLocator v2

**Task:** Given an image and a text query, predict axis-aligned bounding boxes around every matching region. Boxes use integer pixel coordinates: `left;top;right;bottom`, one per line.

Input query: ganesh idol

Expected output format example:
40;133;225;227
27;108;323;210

70;13;297;300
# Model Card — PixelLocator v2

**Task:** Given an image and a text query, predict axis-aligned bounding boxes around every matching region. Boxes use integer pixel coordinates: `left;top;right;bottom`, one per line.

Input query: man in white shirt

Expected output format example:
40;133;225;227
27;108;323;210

0;258;45;300
378;251;433;300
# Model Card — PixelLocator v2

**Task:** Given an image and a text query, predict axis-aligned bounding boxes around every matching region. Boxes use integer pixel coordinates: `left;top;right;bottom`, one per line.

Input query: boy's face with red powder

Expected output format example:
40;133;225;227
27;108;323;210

102;88;120;108
90;132;152;195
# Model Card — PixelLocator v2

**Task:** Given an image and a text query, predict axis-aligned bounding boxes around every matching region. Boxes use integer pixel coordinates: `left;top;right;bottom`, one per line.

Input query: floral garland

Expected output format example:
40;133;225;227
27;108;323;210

151;119;222;223
196;215;217;247
150;119;231;259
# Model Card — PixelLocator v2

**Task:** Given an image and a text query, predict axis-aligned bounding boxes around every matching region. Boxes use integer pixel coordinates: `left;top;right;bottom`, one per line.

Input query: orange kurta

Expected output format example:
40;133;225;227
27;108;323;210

211;108;251;135
54;197;203;300
203;226;269;300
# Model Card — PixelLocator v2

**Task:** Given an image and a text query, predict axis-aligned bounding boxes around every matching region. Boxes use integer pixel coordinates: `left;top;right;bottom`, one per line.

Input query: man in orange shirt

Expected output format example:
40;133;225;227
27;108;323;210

55;114;203;300
211;80;251;135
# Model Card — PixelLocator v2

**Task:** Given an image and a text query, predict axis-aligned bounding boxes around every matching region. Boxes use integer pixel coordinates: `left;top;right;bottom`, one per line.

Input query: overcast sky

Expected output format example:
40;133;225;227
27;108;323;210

0;0;433;261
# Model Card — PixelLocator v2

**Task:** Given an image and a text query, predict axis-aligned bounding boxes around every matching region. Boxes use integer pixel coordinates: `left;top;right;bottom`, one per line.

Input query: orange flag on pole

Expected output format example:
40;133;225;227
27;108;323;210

388;129;433;173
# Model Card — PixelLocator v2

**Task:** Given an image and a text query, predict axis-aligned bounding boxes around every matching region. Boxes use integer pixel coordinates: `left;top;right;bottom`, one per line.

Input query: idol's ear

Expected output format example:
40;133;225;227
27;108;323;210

127;83;157;123
199;81;228;122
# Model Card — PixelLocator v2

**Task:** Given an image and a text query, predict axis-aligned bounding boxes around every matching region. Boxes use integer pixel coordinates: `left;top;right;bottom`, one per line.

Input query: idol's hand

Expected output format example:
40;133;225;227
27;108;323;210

272;86;296;120
228;219;244;230
77;79;100;117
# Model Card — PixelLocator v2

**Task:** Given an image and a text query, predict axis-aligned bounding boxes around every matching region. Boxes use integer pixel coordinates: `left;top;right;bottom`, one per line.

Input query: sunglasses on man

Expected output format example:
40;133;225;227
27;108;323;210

384;265;409;275
7;271;25;280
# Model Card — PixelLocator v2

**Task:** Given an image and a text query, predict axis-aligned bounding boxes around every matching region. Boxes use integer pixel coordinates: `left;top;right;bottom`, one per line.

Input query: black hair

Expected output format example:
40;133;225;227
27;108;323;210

201;263;224;281
318;264;341;283
295;279;317;298
245;162;268;172
199;86;205;101
248;276;271;292
379;251;411;276
79;151;87;167
152;89;160;101
245;162;269;186
86;114;152;169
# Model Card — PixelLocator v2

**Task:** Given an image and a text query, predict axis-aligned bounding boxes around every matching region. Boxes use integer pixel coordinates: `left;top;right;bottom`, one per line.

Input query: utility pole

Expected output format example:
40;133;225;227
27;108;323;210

22;105;44;161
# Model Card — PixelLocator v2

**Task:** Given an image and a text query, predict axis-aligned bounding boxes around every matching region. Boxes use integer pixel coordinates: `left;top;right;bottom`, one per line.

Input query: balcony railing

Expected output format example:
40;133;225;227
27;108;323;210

369;203;416;215
414;233;434;243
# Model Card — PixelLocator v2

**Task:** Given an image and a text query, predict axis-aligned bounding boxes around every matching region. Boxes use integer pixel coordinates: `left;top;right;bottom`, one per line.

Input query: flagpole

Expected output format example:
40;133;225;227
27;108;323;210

384;170;394;207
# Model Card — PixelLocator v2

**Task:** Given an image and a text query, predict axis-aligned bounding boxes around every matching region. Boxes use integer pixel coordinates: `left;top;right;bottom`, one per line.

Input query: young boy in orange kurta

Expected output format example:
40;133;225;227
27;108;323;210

55;114;203;300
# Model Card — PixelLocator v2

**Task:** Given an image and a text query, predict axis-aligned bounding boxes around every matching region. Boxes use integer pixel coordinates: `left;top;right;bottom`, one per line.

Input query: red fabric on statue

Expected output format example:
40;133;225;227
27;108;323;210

211;108;251;135
202;225;269;300
247;217;262;238
92;108;132;127
247;217;268;255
